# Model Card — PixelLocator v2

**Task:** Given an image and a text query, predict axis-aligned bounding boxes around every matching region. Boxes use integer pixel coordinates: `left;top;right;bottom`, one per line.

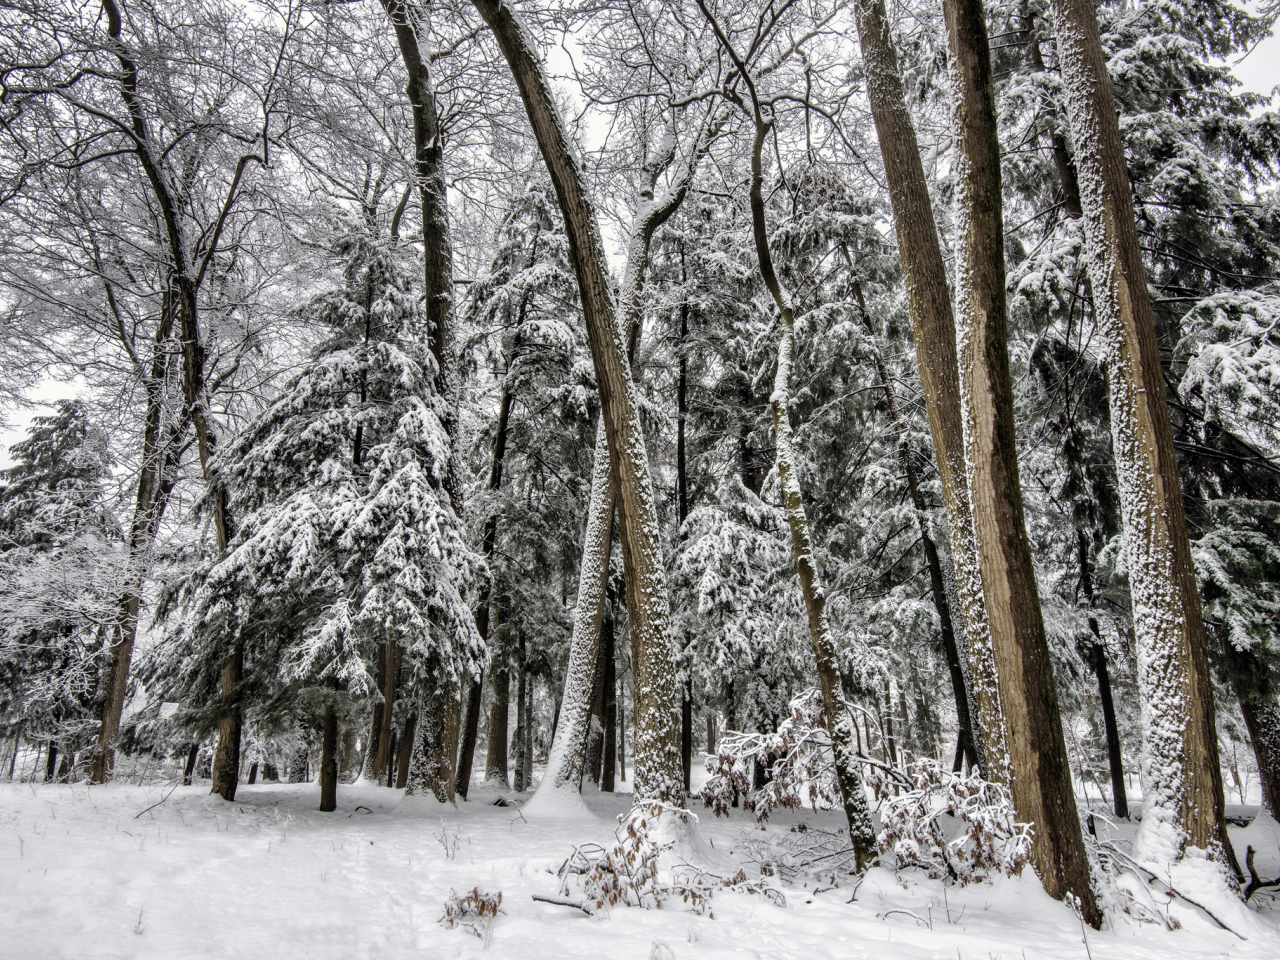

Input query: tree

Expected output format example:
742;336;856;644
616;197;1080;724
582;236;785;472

472;0;685;803
152;229;481;811
1050;0;1240;879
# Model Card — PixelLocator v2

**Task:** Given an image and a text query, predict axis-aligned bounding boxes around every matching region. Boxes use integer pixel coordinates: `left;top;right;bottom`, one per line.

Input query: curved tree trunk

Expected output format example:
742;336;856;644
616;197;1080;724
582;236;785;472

852;0;1003;779
944;0;1097;922
722;89;876;864
1049;0;1238;879
478;0;725;803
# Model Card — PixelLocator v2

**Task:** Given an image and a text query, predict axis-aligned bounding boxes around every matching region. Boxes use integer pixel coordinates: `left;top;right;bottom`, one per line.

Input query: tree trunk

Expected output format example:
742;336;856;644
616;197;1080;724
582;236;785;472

405;663;460;802
523;671;534;788
583;619;609;788
944;0;1098;922
339;726;359;783
376;643;402;783
852;0;1002;778
455;670;483;799
396;713;416;790
363;643;387;783
1050;0;1238;878
319;704;338;812
288;737;309;783
210;643;242;801
1078;531;1129;818
183;744;198;786
90;297;186;784
619;676;626;782
474;0;684;803
1237;691;1280;818
602;626;617;792
513;643;528;792
248;762;258;785
731;98;876;867
485;665;510;787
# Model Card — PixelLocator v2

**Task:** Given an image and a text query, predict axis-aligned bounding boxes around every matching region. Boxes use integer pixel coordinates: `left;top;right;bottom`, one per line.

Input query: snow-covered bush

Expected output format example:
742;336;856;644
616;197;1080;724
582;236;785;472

700;689;842;821
440;887;501;943
878;758;1032;885
561;801;783;916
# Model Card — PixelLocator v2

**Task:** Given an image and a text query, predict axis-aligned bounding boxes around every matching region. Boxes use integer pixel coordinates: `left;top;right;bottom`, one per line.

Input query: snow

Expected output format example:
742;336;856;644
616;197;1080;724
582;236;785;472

2;779;1278;958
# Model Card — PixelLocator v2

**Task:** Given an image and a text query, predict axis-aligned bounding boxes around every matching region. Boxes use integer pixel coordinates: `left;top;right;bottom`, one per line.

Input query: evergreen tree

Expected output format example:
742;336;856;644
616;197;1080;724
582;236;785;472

150;229;482;809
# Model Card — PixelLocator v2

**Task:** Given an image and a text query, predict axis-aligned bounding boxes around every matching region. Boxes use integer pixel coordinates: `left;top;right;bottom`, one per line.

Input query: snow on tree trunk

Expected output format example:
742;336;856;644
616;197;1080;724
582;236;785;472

737;108;876;867
944;0;1098;922
1049;0;1238;878
852;0;1004;779
405;663;460;802
474;0;686;805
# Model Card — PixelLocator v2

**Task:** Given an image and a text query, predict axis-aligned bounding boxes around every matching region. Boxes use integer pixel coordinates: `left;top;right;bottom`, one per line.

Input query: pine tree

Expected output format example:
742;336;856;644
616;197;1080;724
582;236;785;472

0;400;121;774
152;230;482;810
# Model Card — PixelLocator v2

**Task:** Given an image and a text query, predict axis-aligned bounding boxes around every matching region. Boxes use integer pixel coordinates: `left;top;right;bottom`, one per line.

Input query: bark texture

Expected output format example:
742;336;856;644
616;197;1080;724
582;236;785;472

485;666;510;787
477;0;714;803
319;704;338;812
944;0;1097;921
1050;0;1238;876
852;0;1002;777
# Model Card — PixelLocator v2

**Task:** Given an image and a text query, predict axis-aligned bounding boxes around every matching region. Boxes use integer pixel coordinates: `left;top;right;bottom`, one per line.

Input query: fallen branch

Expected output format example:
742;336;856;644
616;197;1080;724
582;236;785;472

1245;845;1280;901
134;781;179;820
1104;844;1247;939
532;894;591;915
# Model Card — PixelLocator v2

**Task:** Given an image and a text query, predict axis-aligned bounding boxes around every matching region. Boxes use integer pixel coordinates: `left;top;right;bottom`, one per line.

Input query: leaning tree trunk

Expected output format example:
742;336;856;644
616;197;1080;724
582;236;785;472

737;108;876;868
852;0;1003;778
477;0;731;803
1049;0;1239;877
944;0;1098;923
1235;681;1280;818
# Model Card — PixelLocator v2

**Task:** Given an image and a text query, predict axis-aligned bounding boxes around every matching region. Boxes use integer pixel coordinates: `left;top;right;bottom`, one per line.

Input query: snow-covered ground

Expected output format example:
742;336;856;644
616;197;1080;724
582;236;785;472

1;775;1277;959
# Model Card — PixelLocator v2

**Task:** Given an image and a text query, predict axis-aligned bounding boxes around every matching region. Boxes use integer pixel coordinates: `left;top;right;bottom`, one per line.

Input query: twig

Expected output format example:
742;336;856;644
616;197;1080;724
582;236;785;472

1245;845;1280;901
532;894;592;915
133;781;179;820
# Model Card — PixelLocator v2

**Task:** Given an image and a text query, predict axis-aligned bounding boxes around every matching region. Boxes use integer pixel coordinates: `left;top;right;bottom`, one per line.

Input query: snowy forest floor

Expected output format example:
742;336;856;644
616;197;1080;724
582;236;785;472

1;777;1278;959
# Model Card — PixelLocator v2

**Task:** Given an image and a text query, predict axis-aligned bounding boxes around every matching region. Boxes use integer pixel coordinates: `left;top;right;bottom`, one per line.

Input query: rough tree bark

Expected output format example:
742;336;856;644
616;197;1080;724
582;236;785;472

1050;0;1239;877
944;0;1098;922
484;665;510;787
483;16;716;804
852;0;1002;777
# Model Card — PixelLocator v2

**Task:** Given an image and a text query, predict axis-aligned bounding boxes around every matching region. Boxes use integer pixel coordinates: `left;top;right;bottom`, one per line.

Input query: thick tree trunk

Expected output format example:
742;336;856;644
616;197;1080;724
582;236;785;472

474;0;684;803
852;0;1002;777
455;671;483;800
1050;0;1238;878
944;0;1097;922
210;644;243;801
339;726;359;783
523;671;534;788
247;762;258;785
319;704;338;812
395;713;416;790
1237;690;1280;818
405;665;460;801
363;643;388;783
485;666;510;787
